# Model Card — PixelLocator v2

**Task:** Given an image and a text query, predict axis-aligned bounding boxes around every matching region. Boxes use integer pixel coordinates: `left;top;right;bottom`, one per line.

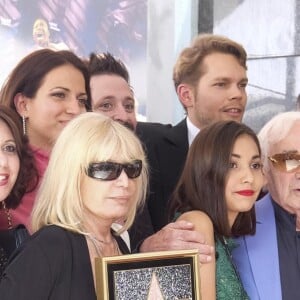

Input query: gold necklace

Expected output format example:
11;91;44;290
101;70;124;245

91;235;111;245
88;235;120;257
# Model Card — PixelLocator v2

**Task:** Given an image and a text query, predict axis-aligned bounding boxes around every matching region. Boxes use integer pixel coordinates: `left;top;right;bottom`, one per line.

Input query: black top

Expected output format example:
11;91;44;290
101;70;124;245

273;199;300;300
0;225;130;300
0;246;7;276
0;224;30;275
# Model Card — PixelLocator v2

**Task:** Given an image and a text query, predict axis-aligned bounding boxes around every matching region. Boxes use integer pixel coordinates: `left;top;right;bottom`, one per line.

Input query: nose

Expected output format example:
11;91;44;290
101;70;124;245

66;98;85;115
112;105;128;123
229;84;244;101
241;167;254;184
0;152;8;168
116;170;129;187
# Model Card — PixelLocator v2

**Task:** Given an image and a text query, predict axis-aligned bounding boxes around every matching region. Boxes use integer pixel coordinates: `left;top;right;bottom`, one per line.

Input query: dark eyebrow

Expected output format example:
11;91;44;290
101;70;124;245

50;87;70;91
213;77;229;82
231;153;261;160
98;96;116;101
50;87;87;97
124;96;135;101
4;139;16;144
213;77;248;82
97;96;135;102
78;92;88;97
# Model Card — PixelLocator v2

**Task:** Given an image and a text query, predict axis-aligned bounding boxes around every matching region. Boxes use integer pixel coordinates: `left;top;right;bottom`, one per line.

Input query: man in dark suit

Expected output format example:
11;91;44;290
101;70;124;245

87;52;214;261
139;34;249;237
135;120;188;231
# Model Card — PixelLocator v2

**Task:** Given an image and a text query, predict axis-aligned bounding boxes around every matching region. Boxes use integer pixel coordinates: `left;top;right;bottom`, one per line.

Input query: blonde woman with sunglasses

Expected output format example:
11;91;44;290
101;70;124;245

0;112;148;300
233;111;300;300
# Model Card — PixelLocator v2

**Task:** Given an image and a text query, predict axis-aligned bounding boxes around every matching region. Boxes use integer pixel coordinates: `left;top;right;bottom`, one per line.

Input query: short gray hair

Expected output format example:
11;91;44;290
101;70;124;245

258;111;300;172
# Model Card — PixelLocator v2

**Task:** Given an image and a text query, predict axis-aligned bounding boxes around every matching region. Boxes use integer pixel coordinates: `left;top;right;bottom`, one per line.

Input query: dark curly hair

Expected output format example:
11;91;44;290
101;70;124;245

0;105;38;208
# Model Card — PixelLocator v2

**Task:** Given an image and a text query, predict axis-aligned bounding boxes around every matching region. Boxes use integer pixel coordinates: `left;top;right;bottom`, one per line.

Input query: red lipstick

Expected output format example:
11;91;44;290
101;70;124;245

236;190;255;196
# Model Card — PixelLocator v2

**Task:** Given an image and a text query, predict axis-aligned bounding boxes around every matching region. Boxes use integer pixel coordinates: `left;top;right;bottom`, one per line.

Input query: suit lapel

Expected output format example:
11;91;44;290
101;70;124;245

164;119;189;153
245;195;282;299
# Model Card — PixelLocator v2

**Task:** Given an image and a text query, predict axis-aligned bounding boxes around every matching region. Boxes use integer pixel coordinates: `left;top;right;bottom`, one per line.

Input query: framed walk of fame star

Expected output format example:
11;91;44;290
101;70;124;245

95;249;200;300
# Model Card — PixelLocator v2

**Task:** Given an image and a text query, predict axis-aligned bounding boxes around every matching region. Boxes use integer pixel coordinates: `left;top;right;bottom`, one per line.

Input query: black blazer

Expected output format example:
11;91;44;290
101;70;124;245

128;121;172;250
137;119;189;231
0;225;129;300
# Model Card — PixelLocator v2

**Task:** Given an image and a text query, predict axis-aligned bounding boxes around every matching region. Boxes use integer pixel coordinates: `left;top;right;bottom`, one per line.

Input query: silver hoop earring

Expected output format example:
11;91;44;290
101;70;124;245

22;115;27;136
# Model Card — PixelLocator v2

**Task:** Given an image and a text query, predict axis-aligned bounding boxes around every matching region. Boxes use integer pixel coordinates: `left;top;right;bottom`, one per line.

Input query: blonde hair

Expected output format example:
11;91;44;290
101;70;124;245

258;111;300;172
31;112;148;234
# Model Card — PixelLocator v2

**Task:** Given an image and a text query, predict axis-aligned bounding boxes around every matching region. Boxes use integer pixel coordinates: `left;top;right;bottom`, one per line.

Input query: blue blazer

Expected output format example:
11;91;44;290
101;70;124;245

232;194;282;300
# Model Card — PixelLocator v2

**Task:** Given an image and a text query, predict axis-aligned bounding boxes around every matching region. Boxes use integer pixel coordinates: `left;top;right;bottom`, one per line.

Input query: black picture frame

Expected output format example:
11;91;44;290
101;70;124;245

95;249;200;300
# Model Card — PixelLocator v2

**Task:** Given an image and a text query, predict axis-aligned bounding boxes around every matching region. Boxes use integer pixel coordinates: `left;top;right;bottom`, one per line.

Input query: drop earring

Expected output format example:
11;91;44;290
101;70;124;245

22;115;27;136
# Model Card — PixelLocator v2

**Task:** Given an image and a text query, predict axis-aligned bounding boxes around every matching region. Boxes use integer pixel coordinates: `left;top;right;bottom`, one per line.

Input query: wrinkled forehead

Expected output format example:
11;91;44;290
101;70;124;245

271;122;300;155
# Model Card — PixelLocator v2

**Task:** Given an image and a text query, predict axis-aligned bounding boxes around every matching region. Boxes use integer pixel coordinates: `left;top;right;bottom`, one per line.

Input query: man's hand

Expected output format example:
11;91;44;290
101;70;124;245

139;220;214;263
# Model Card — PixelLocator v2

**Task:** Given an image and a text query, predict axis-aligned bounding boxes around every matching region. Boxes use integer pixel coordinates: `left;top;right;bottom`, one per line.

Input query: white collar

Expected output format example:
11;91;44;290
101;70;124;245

186;116;200;146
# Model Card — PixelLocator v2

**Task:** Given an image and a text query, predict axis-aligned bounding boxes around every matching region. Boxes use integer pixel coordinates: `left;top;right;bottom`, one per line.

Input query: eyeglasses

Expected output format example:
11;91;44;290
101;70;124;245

268;151;300;173
86;160;142;181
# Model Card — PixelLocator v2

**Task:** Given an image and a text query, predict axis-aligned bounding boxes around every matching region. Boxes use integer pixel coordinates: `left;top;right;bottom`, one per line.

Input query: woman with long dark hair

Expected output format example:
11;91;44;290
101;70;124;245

169;121;264;299
0;105;37;274
0;49;91;229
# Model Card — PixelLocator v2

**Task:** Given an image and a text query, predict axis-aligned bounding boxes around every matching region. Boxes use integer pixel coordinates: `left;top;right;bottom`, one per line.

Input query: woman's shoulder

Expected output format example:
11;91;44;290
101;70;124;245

178;210;214;239
178;210;213;227
33;225;70;240
5;226;75;276
30;225;83;252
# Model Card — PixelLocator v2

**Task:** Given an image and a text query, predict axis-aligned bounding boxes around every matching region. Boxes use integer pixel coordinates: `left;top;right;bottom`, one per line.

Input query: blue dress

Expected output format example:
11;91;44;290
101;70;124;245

215;236;249;299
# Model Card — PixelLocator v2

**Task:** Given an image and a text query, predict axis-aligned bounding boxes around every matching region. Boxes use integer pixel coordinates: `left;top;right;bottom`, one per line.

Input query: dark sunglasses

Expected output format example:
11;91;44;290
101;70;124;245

86;160;142;181
268;151;300;173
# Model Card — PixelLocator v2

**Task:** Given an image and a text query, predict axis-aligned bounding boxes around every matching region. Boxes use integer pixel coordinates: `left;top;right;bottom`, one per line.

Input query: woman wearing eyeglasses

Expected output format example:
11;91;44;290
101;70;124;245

0;112;148;299
233;111;300;300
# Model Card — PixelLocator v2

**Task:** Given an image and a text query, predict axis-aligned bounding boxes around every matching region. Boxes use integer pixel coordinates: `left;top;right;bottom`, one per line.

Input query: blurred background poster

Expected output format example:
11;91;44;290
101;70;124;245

0;0;147;115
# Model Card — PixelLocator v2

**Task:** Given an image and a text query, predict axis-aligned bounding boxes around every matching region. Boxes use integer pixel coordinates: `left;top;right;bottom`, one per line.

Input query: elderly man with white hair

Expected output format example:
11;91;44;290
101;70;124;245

233;111;300;300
